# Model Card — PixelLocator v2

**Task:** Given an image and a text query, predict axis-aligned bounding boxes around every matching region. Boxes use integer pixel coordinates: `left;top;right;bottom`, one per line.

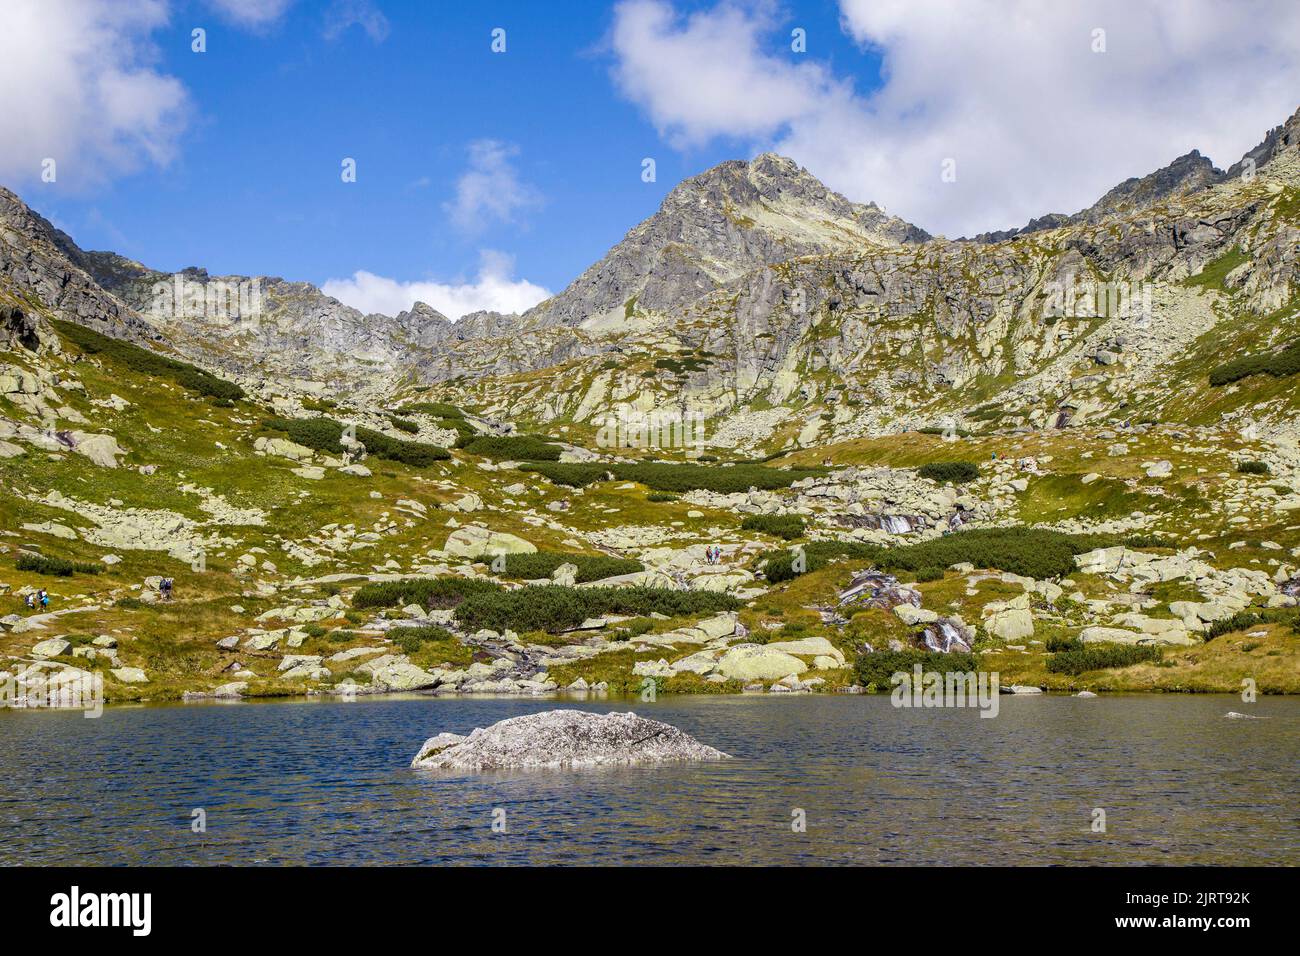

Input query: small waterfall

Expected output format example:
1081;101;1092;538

920;618;973;653
838;514;927;534
837;570;921;611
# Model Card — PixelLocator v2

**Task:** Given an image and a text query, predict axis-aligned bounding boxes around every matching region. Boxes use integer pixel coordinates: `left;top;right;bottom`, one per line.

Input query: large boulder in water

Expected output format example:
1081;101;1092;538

410;709;729;770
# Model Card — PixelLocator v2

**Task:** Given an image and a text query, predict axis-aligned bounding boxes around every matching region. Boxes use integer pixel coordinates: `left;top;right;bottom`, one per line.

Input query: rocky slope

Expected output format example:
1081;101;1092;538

1;107;1299;707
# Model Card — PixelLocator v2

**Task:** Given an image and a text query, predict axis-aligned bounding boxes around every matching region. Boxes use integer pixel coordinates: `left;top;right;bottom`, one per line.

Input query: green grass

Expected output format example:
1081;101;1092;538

52;318;244;402
1183;245;1249;290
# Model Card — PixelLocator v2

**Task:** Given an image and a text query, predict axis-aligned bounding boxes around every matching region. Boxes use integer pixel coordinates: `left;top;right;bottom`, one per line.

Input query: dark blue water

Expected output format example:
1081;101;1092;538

1;694;1295;865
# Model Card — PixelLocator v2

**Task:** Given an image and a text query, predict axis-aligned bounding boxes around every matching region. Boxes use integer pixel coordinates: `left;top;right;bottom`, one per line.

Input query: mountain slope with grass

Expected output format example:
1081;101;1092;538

1;107;1298;705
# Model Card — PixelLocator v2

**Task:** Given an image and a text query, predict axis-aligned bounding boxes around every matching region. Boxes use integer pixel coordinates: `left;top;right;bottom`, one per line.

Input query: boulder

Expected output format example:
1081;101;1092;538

254;436;314;462
410;710;730;770
31;638;71;658
69;432;123;468
714;644;807;681
984;594;1035;640
443;526;536;558
356;654;440;691
894;604;938;626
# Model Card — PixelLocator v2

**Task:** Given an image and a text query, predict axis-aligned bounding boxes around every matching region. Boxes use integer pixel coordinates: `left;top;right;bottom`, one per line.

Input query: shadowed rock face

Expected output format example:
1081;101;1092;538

410;709;730;770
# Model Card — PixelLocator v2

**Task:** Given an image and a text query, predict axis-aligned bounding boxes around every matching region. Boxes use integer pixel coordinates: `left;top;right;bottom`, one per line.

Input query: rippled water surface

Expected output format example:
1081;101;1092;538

1;694;1296;865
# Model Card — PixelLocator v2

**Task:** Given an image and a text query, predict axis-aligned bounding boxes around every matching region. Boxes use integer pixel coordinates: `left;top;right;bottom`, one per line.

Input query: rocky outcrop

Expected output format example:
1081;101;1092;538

410;709;730;770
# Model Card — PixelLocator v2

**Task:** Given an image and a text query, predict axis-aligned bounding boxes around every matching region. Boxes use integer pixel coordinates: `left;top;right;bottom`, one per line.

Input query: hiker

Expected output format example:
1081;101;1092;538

160;578;174;602
23;592;35;610
38;589;49;609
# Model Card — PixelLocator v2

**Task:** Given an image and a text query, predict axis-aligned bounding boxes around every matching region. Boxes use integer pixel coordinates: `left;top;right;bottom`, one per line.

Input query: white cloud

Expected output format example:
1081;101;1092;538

610;0;838;148
323;0;389;43
609;0;1300;237
322;251;551;320
0;0;189;188
443;140;542;232
206;0;295;28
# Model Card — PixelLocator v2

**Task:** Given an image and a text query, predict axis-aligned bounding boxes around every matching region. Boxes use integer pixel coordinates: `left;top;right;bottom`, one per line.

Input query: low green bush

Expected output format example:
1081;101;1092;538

352;577;501;609
1237;460;1270;475
646;492;678;502
518;462;610;487
741;514;806;540
1046;643;1162;674
261;417;449;466
354;426;449;466
400;402;464;418
389;625;455;655
262;416;345;454
1045;635;1082;653
454;585;740;634
917;461;981;484
52;319;245;402
853;649;979;690
761;527;1148;583
611;618;655;641
479;551;643;583
388;416;419;434
1208;339;1300;386
1203;608;1297;640
16;553;104;576
463;436;562;461
612;462;823;493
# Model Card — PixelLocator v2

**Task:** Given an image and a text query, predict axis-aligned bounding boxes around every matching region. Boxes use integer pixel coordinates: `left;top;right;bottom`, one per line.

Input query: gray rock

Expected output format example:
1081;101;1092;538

31;638;71;658
411;709;730;770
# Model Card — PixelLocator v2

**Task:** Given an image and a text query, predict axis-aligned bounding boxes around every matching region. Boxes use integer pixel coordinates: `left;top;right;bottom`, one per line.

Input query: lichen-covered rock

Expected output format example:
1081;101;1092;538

442;525;536;557
714;644;807;681
410;709;729;770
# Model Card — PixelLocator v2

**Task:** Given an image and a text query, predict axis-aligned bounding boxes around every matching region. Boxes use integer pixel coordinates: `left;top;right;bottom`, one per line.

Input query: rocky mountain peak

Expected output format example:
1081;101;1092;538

1076;148;1224;223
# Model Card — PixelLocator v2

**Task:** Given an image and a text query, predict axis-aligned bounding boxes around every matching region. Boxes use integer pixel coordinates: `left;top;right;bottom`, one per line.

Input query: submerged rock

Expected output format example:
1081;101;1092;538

410;709;730;770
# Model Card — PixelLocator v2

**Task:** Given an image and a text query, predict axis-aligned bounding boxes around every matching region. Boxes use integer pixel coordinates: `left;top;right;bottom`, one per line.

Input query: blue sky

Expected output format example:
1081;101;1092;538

3;1;1297;318
17;0;883;316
